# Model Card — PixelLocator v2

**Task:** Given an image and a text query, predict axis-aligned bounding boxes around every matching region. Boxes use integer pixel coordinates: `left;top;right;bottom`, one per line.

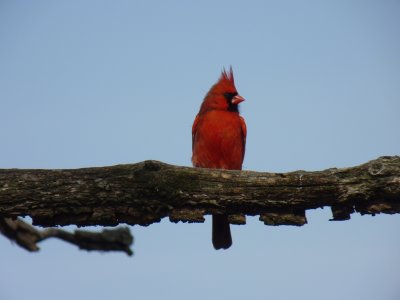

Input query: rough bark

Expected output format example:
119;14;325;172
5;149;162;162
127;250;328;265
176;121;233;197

1;156;399;228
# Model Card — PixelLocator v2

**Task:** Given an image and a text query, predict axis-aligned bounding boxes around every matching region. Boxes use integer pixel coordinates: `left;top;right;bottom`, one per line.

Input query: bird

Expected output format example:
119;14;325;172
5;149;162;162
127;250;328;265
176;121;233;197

192;67;246;250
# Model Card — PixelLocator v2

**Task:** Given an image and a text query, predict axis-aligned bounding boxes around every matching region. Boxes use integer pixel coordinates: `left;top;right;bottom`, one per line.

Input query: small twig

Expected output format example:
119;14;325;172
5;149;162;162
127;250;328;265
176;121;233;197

0;218;133;256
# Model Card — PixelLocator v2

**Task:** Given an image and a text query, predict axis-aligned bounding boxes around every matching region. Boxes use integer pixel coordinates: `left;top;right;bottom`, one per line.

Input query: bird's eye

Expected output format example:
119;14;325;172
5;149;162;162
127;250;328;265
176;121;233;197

224;92;238;102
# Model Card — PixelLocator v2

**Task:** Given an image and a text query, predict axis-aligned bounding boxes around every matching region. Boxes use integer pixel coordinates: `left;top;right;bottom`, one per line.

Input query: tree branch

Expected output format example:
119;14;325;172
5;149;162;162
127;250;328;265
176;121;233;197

0;218;133;255
0;156;399;229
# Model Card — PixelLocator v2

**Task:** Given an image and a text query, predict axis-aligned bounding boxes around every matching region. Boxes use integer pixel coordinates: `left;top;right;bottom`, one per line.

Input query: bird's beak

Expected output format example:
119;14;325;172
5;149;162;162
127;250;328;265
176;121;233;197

232;95;245;105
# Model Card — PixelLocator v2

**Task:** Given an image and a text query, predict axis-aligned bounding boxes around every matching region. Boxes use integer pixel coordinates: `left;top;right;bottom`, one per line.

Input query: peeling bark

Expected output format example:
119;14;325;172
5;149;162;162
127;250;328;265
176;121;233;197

0;156;399;228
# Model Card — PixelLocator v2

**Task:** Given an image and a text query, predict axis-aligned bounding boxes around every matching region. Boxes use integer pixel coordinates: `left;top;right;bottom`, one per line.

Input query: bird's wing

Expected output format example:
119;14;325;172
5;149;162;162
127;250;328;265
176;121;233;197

192;114;200;150
240;116;247;163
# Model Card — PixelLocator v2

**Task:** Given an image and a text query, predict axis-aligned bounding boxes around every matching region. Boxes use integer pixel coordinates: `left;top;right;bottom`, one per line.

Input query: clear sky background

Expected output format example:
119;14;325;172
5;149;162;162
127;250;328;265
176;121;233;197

1;1;399;299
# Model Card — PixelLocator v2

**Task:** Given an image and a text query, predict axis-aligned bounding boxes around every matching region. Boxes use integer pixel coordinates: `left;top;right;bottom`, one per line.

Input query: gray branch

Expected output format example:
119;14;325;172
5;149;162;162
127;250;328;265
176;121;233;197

0;218;133;255
1;156;399;229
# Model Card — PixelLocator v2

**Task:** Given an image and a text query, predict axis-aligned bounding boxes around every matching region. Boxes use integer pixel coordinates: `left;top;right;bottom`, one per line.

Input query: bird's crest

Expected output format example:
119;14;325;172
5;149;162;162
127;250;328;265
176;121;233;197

221;66;235;84
214;66;237;93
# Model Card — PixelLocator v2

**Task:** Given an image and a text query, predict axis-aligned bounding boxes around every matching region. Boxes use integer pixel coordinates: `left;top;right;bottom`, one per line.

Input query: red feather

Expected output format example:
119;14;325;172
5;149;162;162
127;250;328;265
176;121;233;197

192;68;246;249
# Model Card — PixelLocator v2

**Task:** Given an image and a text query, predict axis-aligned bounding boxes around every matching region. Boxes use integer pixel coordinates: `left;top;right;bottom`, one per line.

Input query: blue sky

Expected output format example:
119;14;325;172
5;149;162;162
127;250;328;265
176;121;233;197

1;1;399;299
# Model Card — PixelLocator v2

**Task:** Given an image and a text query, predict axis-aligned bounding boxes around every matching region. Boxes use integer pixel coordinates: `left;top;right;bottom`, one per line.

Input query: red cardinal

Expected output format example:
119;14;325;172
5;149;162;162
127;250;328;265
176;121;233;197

192;67;246;250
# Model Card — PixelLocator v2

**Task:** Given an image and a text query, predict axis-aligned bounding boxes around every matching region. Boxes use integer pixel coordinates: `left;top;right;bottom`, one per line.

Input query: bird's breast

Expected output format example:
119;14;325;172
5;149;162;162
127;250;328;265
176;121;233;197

192;111;245;170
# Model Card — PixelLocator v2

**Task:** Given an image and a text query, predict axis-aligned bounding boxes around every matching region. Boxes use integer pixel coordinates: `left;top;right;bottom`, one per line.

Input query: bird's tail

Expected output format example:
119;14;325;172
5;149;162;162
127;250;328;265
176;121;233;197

212;214;232;250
